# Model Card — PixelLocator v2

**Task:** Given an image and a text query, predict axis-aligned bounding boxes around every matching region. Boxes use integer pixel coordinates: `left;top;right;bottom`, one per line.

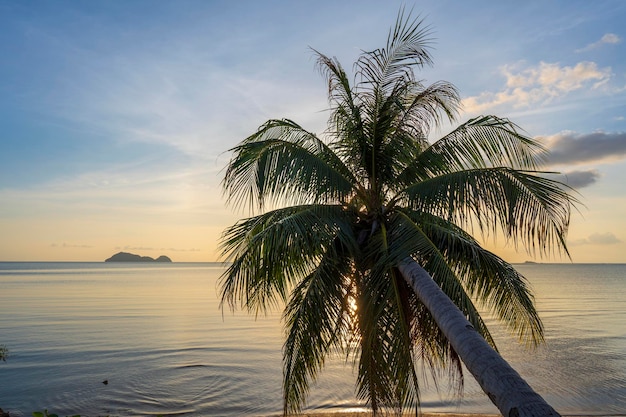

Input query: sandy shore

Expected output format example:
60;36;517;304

282;411;602;417
298;414;501;417
290;411;602;417
280;413;501;417
287;413;613;417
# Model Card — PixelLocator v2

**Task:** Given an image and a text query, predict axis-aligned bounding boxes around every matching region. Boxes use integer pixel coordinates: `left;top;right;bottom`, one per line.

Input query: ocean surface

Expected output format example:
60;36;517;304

0;262;624;416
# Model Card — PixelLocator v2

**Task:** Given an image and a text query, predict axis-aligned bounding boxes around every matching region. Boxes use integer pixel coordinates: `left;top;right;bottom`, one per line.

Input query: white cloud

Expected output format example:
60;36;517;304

462;61;613;114
601;33;622;44
576;33;622;53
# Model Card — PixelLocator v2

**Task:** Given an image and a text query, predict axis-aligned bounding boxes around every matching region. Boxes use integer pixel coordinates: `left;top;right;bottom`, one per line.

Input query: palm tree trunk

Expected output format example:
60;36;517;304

398;260;560;417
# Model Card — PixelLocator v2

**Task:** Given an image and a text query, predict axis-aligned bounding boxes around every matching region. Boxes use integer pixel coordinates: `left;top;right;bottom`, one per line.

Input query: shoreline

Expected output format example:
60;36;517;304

293;413;497;416
288;413;623;417
2;408;619;417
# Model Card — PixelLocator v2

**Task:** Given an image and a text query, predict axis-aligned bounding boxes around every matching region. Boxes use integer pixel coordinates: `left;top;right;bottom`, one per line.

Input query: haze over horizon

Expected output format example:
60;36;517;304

1;1;625;263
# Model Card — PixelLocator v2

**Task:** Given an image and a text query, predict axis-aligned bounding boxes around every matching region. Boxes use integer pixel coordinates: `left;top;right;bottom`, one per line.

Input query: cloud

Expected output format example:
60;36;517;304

116;246;156;252
14;15;327;162
576;33;622;53
462;61;612;114
601;33;622;44
570;232;622;246
560;170;601;188
51;242;94;249
166;247;201;252
115;245;201;252
539;131;626;165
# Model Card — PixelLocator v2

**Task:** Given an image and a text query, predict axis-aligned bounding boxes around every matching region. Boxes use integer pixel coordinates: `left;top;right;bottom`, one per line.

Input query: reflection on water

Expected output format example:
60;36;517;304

0;262;625;416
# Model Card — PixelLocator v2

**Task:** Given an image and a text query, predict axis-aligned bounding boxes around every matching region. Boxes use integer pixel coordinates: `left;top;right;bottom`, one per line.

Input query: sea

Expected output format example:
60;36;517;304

0;262;624;417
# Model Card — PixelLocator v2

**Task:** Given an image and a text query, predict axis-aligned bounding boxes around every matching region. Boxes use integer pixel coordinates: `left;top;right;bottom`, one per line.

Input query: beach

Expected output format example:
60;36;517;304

297;414;500;417
291;414;601;417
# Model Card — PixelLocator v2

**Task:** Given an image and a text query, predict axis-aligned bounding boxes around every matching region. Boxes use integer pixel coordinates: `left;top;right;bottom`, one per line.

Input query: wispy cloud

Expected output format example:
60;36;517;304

115;246;201;252
576;33;622;53
0;158;226;225
462;61;612;114
12;13;327;162
50;242;94;249
570;232;622;246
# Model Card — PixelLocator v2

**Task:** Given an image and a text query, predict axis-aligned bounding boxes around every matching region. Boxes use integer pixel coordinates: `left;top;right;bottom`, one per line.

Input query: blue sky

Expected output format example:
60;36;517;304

1;1;625;262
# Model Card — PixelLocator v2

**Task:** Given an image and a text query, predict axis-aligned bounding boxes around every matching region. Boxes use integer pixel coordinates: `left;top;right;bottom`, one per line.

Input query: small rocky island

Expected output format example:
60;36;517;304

105;251;172;262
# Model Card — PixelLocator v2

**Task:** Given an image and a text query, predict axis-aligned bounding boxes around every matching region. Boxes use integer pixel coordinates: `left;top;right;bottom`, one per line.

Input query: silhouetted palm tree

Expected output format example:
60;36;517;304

221;10;574;417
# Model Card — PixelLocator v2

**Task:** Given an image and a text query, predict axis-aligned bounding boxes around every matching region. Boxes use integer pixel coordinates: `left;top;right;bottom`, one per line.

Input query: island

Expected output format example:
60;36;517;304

105;252;172;262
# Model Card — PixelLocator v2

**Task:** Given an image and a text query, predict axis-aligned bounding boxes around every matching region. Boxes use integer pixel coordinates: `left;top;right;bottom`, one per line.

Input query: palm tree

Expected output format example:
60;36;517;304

220;10;575;417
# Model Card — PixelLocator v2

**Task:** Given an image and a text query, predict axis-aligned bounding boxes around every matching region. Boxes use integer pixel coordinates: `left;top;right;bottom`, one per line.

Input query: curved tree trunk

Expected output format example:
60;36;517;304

398;260;560;417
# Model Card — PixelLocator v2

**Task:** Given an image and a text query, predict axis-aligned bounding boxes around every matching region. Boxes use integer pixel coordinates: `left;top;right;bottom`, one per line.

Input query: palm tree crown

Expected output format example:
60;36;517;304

220;10;576;416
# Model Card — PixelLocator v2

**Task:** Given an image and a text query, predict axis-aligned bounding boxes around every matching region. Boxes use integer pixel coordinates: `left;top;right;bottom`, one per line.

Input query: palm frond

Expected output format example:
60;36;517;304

401;167;576;258
283;249;354;414
223;119;357;211
219;204;356;313
379;211;497;348
393;80;460;141
356;8;433;95
402;210;544;345
428;115;546;173
315;50;375;186
391;268;463;397
315;51;359;116
354;222;466;413
377;81;461;191
355;267;421;414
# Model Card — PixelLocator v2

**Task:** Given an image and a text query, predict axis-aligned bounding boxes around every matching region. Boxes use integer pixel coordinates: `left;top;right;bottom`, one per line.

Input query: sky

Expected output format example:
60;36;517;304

1;1;625;263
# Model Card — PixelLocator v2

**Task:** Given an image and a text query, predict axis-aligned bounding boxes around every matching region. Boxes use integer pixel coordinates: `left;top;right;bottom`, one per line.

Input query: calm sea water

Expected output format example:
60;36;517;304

0;262;624;416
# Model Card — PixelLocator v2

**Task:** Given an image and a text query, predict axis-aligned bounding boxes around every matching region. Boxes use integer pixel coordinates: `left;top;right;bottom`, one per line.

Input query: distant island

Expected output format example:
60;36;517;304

105;252;172;263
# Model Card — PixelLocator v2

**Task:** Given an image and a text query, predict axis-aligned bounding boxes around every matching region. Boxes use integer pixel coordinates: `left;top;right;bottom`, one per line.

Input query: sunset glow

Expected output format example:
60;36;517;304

1;1;624;263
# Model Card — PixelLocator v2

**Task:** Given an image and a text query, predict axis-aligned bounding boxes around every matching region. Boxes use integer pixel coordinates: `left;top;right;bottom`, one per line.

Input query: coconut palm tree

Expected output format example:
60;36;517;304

220;10;575;417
